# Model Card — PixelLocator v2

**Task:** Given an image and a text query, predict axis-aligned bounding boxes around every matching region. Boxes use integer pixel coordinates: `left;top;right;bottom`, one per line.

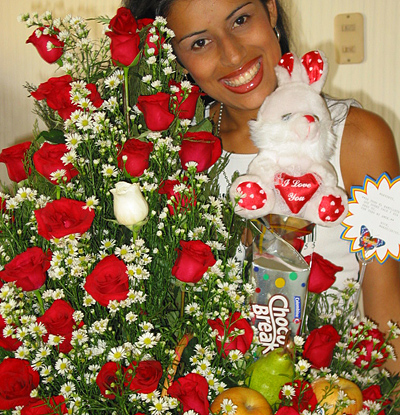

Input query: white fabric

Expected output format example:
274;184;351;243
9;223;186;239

209;96;362;289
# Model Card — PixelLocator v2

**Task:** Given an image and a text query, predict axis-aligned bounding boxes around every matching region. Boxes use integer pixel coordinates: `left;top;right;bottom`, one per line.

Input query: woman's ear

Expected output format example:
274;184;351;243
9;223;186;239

265;0;278;27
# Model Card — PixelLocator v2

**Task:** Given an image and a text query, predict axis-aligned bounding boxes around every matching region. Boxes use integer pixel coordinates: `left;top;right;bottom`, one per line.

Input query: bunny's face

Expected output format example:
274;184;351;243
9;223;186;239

249;51;335;160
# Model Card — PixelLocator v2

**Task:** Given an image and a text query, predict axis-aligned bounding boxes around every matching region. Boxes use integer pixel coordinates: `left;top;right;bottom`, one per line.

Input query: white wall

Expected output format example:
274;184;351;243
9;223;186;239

0;0;121;183
286;0;400;155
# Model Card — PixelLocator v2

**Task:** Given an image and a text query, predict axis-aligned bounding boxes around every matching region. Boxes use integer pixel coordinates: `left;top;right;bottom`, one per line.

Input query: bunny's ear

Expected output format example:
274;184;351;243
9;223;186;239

275;52;299;85
278;52;295;74
301;50;328;92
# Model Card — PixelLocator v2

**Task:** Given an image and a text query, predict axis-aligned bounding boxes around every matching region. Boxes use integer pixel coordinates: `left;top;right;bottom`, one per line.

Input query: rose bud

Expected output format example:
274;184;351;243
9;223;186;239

303;324;341;368
0;141;32;182
26;26;64;64
179;131;222;172
110;182;149;229
304;253;343;293
137;92;175;131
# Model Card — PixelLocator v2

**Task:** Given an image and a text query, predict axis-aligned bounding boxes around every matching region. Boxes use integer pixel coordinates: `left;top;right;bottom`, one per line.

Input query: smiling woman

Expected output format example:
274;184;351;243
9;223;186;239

124;0;400;375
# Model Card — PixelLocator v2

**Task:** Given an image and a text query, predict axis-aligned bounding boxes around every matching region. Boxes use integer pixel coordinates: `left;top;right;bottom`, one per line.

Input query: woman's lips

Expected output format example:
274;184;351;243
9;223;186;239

219;57;263;94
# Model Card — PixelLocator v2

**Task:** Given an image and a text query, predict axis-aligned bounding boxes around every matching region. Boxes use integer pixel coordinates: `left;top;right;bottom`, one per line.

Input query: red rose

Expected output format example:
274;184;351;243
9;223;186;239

137;18;154;29
172;240;216;283
168;373;209;415
279;380;317;412
179;131;222;172
31;75;77;120
137;93;175;131
208;311;253;357
169;80;203;120
0;141;31;182
109;7;138;34
107;31;141;67
0;358;40;410
31;76;102;120
124;360;163;393
96;362;123;400
362;385;391;415
304;253;343;293
144;28;165;57
275;408;300;415
84;255;129;307
37;299;82;353
106;7;141;66
35;198;95;240
158;178;196;215
0;247;51;291
117;138;154;177
33;142;78;184
303;324;341;368
348;323;389;369
26;26;64;64
0;315;22;351
85;83;104;109
20;395;68;415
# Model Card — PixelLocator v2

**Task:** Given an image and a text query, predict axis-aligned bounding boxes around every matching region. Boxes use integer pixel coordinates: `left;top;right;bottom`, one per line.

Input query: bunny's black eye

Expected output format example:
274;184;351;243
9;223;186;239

282;113;292;121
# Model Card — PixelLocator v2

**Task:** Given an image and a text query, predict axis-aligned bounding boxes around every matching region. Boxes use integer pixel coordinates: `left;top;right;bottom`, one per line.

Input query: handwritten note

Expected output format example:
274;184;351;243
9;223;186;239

341;173;400;262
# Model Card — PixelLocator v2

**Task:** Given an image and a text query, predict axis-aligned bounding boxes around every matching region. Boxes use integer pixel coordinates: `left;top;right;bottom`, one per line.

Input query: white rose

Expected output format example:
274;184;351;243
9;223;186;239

110;182;148;228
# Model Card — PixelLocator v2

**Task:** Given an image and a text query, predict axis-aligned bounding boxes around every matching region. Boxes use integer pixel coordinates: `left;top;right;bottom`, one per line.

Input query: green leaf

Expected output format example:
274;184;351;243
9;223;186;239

37;129;66;144
188;118;213;133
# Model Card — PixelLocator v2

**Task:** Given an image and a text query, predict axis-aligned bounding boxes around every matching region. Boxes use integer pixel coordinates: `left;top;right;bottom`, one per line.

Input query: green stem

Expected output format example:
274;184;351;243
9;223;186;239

35;289;45;315
123;66;131;135
180;289;185;319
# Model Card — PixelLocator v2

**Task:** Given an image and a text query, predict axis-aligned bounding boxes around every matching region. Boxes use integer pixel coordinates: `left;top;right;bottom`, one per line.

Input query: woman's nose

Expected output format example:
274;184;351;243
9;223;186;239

219;35;245;66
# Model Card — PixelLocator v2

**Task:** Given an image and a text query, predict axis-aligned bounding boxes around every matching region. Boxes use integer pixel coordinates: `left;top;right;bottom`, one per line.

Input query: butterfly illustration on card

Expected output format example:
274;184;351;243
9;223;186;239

359;225;385;252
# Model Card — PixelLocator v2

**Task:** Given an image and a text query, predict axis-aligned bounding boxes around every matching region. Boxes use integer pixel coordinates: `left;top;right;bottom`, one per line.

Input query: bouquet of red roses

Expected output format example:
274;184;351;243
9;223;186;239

0;7;399;415
0;8;254;415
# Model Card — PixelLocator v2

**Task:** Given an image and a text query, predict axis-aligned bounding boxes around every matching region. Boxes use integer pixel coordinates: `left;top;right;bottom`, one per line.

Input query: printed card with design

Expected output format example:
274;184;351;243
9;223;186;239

341;173;400;262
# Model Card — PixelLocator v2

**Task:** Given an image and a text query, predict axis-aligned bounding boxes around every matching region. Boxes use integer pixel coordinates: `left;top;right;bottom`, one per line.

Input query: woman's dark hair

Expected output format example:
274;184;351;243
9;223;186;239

122;0;291;53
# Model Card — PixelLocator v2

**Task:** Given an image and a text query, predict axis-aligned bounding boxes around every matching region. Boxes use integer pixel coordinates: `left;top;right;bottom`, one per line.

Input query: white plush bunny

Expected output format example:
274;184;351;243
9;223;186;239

230;50;348;226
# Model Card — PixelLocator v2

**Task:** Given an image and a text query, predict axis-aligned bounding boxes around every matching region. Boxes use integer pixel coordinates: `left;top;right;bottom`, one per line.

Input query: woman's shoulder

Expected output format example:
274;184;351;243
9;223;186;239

340;106;399;191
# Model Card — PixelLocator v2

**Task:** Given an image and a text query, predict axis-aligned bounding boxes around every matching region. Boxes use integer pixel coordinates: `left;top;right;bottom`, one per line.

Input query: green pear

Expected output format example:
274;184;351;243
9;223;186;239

245;347;295;408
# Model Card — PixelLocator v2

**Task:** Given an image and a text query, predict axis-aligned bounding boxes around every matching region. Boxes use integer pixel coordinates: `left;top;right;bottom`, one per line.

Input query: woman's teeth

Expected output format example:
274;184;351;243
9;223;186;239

223;61;261;87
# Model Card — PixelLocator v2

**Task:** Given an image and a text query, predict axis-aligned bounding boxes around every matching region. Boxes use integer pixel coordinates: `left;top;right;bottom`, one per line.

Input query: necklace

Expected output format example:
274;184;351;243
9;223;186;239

217;102;223;136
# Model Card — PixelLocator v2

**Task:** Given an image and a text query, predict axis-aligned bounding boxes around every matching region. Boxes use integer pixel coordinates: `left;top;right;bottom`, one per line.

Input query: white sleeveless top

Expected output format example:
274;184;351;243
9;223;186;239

209;96;362;290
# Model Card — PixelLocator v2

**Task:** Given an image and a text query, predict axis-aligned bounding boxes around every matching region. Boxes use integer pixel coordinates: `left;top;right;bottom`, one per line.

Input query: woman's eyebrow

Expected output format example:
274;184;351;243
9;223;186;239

178;30;207;44
177;2;252;44
226;2;252;20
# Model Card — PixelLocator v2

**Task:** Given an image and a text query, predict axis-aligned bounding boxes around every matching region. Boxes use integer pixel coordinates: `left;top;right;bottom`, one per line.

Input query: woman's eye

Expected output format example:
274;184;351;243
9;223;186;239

191;38;210;50
233;15;249;28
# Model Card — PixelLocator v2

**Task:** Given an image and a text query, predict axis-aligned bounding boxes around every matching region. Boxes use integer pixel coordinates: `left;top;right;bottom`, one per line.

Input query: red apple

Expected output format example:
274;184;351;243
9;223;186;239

210;386;273;415
311;377;363;415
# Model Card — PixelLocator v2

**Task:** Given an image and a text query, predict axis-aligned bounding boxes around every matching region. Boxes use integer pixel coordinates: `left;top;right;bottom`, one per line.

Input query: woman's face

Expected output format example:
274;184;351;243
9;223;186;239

167;0;282;112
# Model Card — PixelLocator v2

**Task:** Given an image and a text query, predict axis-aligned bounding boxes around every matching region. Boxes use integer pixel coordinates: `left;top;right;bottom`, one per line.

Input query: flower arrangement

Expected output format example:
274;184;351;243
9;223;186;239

0;6;399;415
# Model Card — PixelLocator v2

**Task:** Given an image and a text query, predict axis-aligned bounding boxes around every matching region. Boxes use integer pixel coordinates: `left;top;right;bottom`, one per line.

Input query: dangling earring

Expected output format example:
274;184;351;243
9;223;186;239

183;72;189;82
274;26;281;42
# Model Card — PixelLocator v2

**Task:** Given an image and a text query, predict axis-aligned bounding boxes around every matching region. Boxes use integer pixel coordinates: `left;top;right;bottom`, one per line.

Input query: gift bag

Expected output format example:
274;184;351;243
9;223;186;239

250;215;313;353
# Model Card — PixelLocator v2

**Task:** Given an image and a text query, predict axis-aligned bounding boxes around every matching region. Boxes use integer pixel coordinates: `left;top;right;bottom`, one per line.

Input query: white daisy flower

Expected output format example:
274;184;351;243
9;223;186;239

220;398;237;415
60;381;76;397
101;164;118;178
295;358;311;375
137;332;159;349
55;357;71;375
107;346;127;362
